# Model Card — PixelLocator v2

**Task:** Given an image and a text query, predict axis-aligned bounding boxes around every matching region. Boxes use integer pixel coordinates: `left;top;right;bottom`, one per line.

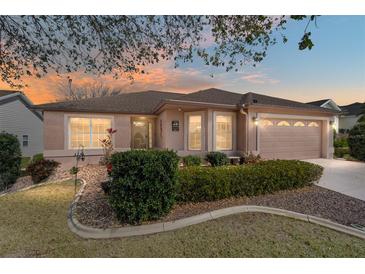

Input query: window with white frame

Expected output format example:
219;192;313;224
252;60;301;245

188;115;202;150
22;135;29;147
215;114;233;150
69;117;112;149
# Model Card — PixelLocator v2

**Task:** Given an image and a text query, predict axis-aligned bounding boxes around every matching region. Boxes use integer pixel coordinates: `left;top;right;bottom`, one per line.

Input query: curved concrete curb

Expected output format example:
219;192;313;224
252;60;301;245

68;180;365;240
0;177;72;198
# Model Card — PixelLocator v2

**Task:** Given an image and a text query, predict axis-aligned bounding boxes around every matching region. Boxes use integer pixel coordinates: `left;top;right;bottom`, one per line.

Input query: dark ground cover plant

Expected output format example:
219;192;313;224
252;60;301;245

26;159;60;184
176;160;323;203
108;149;179;224
205;151;229;167
182;155;202;167
0;132;21;191
348;122;365;161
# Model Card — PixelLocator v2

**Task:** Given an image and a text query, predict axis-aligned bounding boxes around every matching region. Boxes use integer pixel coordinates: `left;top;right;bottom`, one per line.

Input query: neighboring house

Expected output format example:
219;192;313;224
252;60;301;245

338;102;365;131
307;99;341;132
35;88;338;168
0;90;43;157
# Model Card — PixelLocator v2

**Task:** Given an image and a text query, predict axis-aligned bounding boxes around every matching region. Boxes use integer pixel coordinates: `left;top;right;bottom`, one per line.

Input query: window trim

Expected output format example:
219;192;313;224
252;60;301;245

22;134;29;147
184;111;205;151
213;111;236;151
65;114;114;150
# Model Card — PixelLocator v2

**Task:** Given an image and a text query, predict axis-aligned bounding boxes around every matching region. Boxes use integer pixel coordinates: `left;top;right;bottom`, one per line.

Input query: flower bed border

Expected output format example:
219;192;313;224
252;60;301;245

68;179;365;240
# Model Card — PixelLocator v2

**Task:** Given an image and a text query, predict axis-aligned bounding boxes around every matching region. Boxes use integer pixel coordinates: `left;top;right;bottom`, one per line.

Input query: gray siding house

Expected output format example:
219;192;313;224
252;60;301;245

0;90;43;157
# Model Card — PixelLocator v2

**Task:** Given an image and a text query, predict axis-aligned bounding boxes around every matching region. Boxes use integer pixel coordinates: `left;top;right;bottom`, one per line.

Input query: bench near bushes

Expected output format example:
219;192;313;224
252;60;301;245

106;149;323;224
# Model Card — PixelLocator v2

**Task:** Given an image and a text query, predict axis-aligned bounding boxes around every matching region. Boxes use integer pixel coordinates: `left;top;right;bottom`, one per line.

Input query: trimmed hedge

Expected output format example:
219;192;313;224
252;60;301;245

334;147;350;158
182;155;201;167
109;149;179;224
26;159;59;184
348;122;365;161
205;151;229;166
176;160;323;202
0;132;21;191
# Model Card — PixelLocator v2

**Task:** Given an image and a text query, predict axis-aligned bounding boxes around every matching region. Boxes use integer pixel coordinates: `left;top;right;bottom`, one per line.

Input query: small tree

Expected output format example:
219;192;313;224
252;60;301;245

99;128;117;165
0;132;21;191
348;122;365;161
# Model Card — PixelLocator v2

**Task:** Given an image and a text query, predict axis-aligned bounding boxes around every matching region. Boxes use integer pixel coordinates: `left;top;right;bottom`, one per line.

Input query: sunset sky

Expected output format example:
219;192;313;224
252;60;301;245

0;15;364;106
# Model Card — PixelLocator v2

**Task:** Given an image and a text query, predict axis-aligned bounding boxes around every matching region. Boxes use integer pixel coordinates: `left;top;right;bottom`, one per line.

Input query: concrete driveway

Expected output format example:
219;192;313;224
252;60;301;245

305;159;365;201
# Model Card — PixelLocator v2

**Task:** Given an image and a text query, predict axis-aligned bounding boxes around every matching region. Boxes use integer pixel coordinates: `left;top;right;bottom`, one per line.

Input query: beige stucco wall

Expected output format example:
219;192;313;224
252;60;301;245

44;111;64;150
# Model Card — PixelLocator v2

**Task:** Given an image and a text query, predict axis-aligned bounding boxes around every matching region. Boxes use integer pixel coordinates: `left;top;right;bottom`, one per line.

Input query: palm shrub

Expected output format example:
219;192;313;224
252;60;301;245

108;149;179;224
205;151;229;166
348;122;365;161
0;132;21;191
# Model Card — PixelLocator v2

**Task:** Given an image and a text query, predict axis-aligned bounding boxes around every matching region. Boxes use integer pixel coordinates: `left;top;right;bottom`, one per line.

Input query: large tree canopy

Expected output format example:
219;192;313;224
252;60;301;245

0;15;317;88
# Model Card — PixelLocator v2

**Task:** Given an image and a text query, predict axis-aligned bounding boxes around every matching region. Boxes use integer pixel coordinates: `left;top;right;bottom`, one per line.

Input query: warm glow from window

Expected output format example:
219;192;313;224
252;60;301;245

277;120;290;127
294;121;305;127
308;122;319;127
188;115;202;150
261;119;274;126
70;117;111;148
215;115;233;150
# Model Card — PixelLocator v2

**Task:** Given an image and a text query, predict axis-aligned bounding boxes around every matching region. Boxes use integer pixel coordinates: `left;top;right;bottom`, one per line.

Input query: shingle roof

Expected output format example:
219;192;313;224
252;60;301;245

340;102;365;116
36;88;338;114
35;90;184;114
0;90;20;97
240;92;338;113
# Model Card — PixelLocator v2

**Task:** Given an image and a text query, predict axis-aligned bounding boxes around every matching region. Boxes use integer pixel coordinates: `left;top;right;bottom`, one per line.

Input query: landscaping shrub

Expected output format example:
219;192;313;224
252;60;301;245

0;132;21;191
182;155;201;167
334;137;348;148
32;153;44;162
334;147;350;158
176;160;323;203
108;149;179;224
240;152;262;164
205;151;229;166
26;159;60;184
348;122;365;161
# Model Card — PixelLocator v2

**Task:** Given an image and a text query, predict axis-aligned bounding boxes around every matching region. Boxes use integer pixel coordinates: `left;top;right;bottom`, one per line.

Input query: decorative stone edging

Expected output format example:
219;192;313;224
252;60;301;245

68;179;365;240
0;177;73;198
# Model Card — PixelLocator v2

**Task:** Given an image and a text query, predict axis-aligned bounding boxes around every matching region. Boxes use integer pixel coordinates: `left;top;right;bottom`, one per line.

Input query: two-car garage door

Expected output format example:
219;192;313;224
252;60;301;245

259;119;322;160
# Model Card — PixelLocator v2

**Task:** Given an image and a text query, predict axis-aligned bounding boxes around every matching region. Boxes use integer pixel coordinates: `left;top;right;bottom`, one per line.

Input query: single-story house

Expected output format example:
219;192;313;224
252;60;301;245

338;102;365;132
307;99;341;132
0;90;43;157
35;88;338;168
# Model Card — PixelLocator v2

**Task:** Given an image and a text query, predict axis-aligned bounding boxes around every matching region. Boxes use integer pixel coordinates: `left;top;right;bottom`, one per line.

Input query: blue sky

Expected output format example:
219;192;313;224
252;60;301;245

178;15;365;105
1;15;364;105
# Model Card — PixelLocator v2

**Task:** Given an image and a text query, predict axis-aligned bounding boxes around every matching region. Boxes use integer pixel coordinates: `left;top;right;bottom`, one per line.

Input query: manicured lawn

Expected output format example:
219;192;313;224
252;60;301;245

0;181;365;257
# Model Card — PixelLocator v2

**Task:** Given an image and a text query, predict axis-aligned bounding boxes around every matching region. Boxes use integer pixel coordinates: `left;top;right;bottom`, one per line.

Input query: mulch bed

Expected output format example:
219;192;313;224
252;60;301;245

74;165;365;229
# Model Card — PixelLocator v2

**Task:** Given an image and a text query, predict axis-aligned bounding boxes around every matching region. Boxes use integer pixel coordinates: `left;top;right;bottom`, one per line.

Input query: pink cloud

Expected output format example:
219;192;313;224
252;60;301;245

241;72;279;84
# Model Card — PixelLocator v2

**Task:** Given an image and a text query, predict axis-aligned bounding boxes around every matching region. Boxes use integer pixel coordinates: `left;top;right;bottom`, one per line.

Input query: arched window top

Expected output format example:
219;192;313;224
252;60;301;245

308;122;319;127
294;121;305;127
261;119;274;126
277;120;290;127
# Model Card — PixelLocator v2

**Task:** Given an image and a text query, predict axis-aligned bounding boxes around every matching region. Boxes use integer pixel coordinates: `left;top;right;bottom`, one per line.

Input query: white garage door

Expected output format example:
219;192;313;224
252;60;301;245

259;119;322;160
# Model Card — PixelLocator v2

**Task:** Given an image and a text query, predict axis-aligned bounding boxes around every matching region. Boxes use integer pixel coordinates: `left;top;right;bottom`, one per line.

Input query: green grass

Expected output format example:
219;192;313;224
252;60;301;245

1;181;365;257
20;157;31;169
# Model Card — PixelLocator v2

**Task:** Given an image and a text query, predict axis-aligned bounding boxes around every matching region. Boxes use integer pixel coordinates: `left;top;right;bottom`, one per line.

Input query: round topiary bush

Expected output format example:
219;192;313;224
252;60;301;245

348;122;365;161
0;132;21;191
108;149;179;224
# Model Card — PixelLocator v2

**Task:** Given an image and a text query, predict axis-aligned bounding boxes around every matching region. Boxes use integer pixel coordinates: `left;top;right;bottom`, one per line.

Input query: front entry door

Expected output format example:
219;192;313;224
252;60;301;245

132;120;153;149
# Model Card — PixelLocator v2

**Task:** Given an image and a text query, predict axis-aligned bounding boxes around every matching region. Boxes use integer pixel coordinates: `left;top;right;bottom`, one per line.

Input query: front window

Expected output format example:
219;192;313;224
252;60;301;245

215;115;233;150
69;117;112;149
188;115;202;150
